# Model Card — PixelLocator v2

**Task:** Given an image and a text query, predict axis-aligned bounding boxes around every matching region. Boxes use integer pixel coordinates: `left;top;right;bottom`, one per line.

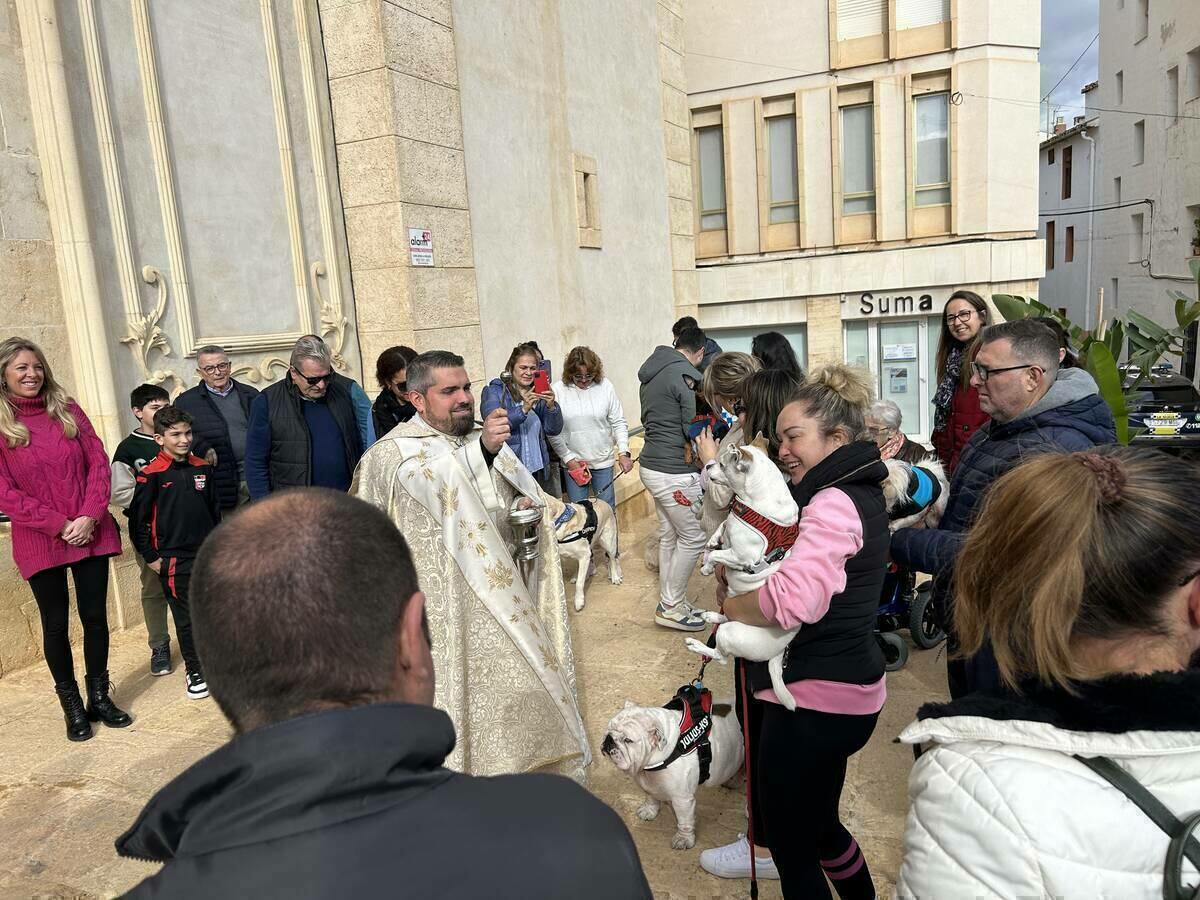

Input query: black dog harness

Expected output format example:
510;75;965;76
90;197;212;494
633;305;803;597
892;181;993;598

644;684;715;784
556;499;598;544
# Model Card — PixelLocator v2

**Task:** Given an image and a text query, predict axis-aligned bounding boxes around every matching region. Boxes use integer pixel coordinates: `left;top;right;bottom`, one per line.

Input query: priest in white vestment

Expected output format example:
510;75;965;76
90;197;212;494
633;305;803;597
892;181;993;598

351;350;589;779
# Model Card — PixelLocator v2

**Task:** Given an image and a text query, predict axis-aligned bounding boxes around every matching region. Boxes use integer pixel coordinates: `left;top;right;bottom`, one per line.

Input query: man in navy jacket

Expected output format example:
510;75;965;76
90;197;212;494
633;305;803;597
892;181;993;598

892;319;1115;697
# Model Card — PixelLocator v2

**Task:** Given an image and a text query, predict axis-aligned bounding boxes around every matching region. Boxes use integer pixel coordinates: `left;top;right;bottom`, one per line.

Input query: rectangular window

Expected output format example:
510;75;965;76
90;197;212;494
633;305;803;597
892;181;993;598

896;0;949;29
1135;0;1148;42
841;103;875;215
1133;119;1145;165
837;0;887;39
1066;225;1075;262
1114;176;1122;203
766;115;799;223
844;321;869;369
1116;70;1124;104
1061;145;1073;200
1130;213;1144;261
1189;48;1200;100
914;92;950;206
696;125;727;231
1111;278;1119;310
1046;220;1055;270
1048;147;1056;164
1167;66;1180;122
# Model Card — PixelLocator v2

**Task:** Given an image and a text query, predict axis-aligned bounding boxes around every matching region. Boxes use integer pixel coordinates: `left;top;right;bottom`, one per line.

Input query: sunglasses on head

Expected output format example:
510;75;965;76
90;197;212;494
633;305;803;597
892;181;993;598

294;368;333;386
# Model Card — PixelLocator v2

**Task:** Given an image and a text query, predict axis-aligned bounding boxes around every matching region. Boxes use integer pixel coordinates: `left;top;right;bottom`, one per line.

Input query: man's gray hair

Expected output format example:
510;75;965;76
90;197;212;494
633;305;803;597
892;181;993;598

980;320;1061;374
196;344;228;358
868;399;903;431
290;335;332;370
408;350;465;395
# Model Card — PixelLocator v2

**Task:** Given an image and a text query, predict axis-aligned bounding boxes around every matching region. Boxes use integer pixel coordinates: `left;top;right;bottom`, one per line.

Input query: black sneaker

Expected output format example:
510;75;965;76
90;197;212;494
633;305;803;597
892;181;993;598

185;668;209;700
150;645;171;676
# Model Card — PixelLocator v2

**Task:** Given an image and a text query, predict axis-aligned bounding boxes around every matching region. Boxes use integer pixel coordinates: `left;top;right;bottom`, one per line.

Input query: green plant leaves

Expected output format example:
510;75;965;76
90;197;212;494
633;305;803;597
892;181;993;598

1084;341;1131;445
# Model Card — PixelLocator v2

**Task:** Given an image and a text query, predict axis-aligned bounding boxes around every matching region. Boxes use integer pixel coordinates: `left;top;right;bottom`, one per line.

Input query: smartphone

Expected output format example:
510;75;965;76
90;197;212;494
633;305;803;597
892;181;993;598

532;369;551;394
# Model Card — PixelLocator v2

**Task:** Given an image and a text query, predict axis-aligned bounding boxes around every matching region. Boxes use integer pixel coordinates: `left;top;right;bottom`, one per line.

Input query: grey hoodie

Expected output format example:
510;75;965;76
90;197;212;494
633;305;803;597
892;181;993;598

638;346;701;475
1012;367;1101;423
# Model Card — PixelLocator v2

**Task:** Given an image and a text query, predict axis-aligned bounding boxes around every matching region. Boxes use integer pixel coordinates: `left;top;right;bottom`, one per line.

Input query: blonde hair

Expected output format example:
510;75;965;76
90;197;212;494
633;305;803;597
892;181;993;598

0;337;77;448
563;346;604;383
785;364;874;442
702;351;760;410
954;447;1200;692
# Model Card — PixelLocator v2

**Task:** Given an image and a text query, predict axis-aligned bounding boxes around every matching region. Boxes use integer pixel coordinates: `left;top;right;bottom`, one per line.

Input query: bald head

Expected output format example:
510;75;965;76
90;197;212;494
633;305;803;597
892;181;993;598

191;489;430;733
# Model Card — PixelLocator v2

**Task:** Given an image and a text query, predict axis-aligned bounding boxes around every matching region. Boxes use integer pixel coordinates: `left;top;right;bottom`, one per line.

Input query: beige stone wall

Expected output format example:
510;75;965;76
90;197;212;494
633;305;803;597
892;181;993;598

321;0;485;379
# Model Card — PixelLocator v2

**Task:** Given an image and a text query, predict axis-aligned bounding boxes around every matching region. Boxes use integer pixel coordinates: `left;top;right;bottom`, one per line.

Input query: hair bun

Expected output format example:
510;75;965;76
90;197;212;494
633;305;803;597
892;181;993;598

1075;452;1126;504
810;364;874;410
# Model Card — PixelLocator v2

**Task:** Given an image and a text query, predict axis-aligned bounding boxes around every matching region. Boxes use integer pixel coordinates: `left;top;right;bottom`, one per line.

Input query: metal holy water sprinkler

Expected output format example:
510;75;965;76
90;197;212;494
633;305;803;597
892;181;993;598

507;500;543;594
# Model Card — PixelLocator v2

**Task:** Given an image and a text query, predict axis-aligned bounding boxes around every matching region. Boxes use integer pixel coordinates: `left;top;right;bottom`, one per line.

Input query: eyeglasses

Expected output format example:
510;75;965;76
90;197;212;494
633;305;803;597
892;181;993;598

971;362;1036;383
946;310;975;325
199;361;231;375
294;368;333;386
572;372;594;384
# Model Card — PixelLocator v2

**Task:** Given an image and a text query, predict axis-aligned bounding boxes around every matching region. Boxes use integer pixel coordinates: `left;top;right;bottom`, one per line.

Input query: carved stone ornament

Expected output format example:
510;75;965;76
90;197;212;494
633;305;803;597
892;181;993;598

120;265;186;394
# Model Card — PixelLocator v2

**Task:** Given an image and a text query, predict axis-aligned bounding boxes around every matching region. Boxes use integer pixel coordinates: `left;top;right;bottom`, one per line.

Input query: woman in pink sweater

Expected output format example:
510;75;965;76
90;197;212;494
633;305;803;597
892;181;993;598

0;338;129;741
700;365;888;900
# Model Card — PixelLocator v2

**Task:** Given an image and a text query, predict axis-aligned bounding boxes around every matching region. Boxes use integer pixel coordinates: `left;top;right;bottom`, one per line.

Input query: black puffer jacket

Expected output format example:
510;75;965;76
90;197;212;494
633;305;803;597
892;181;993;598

115;704;652;899
173;381;259;509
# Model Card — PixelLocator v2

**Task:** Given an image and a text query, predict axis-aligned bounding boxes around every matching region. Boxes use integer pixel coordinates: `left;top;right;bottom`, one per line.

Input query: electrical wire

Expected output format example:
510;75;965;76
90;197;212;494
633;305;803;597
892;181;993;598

1040;33;1099;103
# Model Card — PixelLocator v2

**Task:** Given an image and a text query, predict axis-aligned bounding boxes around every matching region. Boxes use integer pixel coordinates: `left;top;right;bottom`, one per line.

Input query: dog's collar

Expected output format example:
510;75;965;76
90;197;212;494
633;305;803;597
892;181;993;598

643;684;714;784
889;465;942;522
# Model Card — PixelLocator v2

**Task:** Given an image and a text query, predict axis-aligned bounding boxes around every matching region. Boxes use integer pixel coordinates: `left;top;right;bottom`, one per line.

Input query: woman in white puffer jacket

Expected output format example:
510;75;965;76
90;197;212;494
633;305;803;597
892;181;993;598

896;447;1200;900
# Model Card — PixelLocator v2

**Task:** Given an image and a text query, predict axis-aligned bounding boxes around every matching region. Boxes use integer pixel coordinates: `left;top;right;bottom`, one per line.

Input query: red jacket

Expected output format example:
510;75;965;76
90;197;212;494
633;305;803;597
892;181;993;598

931;384;989;474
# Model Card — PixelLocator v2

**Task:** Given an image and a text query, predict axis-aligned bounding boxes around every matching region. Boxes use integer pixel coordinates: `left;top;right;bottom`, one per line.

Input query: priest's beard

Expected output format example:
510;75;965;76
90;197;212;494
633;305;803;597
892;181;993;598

424;403;475;438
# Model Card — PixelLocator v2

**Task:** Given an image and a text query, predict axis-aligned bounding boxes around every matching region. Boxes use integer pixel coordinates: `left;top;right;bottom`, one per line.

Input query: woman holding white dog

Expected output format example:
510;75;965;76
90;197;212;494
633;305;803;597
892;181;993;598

547;346;632;509
703;365;888;900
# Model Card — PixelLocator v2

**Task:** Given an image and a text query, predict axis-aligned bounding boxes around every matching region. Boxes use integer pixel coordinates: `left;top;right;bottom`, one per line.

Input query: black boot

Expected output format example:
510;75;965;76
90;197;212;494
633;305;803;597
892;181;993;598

55;681;93;742
85;672;132;728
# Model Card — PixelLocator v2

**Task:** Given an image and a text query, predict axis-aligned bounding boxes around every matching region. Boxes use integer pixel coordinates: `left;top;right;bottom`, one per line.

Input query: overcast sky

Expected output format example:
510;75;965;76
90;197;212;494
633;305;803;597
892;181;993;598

1040;0;1099;132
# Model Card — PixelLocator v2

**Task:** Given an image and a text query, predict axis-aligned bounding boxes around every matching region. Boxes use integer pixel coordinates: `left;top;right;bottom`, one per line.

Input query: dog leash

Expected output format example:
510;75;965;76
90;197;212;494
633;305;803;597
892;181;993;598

739;657;759;899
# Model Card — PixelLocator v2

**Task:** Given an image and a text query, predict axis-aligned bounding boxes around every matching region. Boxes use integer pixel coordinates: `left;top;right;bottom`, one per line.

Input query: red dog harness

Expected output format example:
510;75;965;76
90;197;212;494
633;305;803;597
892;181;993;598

644;684;715;783
729;497;799;562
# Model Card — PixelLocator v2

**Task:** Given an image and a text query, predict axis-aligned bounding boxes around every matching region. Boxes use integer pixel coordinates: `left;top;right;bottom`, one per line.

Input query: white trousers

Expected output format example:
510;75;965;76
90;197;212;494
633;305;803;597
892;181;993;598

639;467;706;609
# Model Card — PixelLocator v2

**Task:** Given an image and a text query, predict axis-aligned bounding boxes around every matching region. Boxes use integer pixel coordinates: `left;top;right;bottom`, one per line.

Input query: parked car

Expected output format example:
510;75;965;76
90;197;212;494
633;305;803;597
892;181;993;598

1124;363;1200;459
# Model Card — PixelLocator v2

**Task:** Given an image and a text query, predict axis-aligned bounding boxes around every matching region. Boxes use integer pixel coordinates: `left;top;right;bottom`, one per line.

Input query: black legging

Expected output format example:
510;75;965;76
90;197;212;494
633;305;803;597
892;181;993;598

28;556;111;685
754;699;879;900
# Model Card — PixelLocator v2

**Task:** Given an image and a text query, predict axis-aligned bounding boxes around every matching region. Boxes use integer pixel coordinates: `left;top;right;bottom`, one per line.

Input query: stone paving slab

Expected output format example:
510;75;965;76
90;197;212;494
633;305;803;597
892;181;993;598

0;515;947;898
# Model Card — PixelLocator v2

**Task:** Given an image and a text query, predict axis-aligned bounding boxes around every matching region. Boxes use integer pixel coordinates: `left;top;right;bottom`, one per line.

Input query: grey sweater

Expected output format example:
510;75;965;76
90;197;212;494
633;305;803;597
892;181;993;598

637;346;701;475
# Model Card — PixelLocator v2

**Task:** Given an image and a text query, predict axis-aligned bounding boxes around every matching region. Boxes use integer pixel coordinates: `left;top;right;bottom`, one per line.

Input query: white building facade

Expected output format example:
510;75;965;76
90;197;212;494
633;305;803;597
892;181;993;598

684;0;1044;440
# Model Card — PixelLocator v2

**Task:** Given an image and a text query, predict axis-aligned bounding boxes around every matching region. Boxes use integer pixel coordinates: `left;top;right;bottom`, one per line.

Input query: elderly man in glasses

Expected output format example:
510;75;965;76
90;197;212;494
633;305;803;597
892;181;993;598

244;336;363;499
891;318;1115;699
174;345;261;509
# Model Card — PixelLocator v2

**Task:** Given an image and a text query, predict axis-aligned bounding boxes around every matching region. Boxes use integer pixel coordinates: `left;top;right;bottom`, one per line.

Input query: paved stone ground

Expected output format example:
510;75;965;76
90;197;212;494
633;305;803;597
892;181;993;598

0;515;947;899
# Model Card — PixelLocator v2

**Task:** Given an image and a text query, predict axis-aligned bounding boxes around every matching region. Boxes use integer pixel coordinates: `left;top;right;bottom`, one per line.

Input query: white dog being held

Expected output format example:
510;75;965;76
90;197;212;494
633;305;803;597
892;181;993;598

688;437;802;709
880;457;949;530
601;699;743;850
540;491;622;611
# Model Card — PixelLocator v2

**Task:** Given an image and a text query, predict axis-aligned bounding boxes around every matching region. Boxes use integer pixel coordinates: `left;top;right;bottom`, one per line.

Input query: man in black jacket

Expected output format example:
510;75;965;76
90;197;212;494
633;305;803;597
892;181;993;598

115;489;651;899
173;345;259;509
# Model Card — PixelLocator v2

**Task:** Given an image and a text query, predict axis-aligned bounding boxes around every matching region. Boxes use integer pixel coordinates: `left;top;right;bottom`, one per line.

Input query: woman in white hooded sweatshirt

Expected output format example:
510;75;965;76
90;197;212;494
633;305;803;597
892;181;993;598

548;346;631;510
896;446;1200;900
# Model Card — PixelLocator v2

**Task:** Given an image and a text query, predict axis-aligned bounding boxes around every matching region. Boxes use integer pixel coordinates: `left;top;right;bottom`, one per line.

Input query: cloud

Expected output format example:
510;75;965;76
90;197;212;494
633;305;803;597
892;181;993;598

1040;0;1099;130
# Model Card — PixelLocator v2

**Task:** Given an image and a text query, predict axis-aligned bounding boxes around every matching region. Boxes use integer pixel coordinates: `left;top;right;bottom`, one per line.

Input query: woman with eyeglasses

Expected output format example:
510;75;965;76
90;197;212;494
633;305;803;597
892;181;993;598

371;345;418;439
931;290;991;473
865;399;930;463
546;347;630;509
481;343;563;494
896;448;1200;900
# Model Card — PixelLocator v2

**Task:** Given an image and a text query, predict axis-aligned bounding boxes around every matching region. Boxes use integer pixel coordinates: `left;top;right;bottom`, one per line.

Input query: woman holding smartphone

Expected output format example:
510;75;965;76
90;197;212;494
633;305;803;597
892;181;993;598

481;342;563;492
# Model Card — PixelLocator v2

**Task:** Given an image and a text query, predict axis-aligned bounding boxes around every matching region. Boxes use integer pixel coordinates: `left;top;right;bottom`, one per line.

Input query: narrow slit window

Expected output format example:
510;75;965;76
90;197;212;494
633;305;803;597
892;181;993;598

841;103;876;215
697;126;727;231
766;114;799;223
914;92;950;206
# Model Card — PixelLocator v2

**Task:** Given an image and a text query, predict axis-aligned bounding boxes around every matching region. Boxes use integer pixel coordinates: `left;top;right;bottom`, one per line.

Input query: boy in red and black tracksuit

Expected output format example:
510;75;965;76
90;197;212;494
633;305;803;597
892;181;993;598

129;406;221;700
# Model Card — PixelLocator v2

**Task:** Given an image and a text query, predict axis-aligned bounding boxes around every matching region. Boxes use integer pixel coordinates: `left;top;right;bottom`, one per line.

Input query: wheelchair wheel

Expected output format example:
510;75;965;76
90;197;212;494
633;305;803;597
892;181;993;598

878;631;909;672
909;583;946;650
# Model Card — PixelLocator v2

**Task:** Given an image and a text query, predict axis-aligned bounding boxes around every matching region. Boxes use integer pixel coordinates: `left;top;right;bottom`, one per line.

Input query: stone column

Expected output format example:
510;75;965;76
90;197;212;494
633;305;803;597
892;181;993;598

657;0;698;321
320;0;485;378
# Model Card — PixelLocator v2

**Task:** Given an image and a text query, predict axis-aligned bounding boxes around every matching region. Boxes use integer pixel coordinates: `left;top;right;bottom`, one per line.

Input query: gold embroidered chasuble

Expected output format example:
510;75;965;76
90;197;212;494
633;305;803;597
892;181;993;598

351;417;590;779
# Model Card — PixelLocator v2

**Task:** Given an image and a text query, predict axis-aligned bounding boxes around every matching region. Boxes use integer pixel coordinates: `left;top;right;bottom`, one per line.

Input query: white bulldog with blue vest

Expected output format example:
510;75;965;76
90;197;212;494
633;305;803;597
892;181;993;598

600;688;743;850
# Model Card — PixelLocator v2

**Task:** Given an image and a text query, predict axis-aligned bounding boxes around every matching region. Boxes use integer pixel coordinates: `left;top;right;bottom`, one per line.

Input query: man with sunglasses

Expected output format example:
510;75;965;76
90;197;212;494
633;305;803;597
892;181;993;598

244;336;363;499
175;345;261;509
891;318;1115;698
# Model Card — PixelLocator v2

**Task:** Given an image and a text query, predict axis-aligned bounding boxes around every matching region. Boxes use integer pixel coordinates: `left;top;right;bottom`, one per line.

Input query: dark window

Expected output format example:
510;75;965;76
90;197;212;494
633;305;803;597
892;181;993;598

1046;220;1055;270
1066;226;1075;262
1062;146;1073;200
1048;148;1056;164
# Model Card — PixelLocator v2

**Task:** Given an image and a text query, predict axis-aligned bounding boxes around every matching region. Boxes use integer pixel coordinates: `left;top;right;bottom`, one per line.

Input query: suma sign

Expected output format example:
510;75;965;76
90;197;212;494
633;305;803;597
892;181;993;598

841;288;954;320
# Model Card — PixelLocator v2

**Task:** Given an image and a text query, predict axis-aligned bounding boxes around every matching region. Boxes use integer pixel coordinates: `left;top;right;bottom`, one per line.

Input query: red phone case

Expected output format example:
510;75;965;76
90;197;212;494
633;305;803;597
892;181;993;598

533;370;550;393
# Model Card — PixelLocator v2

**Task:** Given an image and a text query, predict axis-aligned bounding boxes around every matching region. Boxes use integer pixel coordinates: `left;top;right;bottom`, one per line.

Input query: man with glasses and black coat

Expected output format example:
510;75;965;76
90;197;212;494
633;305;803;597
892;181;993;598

174;345;261;509
244;336;363;499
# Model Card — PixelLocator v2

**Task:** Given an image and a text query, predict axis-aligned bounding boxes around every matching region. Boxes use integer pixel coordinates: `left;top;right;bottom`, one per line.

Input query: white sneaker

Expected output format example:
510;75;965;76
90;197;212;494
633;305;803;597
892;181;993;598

654;600;707;632
699;834;780;880
185;668;209;700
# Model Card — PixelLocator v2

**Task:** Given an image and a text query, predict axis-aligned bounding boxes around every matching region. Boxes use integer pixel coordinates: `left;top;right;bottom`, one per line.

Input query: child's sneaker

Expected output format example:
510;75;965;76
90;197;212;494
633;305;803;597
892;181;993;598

149;645;171;676
185;668;209;700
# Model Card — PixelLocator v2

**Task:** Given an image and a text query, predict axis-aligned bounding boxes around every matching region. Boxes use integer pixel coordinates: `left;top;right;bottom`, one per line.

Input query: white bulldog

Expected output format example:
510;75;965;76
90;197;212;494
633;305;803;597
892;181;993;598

601;698;743;850
542;492;622;612
880;457;949;530
688;438;802;709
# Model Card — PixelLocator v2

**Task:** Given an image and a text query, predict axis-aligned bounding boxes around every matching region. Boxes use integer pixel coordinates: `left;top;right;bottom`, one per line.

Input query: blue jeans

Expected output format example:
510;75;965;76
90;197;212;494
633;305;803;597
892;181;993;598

564;464;616;509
